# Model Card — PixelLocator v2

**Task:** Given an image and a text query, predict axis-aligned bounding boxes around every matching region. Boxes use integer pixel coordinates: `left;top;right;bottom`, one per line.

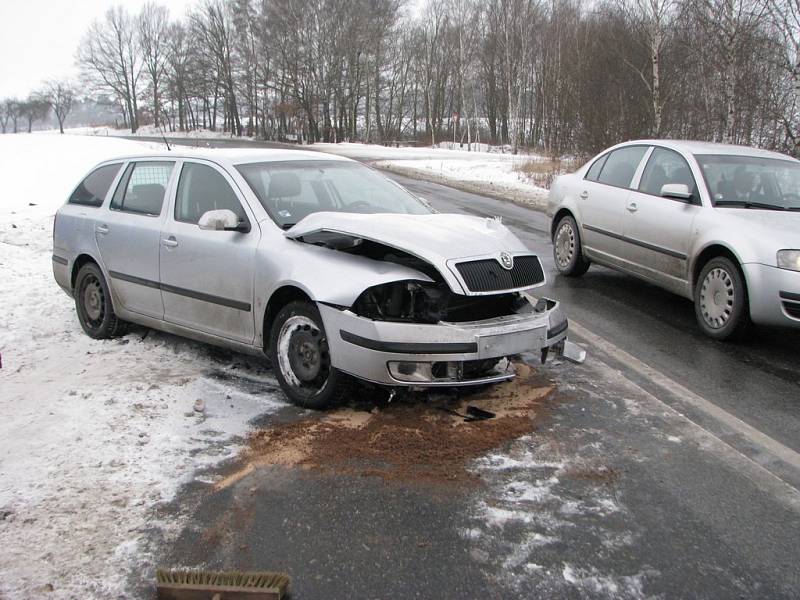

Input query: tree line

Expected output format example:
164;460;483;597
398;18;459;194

4;0;800;157
1;81;75;135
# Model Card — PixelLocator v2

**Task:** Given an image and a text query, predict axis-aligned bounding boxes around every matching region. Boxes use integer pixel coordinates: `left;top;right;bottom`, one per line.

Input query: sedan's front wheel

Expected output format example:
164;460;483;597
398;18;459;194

269;301;351;409
694;257;750;340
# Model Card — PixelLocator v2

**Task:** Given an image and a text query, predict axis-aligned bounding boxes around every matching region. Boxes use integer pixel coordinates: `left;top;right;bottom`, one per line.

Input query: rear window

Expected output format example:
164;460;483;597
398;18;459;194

110;161;175;216
584;154;608;182
68;163;123;207
597;146;648;188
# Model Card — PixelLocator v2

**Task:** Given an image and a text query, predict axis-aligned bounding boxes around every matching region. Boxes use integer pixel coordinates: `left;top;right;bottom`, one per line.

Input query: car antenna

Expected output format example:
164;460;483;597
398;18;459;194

158;123;171;151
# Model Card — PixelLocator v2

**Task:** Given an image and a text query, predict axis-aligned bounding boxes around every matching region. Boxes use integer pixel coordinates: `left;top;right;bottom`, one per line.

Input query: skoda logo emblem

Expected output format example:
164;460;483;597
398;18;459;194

500;252;514;270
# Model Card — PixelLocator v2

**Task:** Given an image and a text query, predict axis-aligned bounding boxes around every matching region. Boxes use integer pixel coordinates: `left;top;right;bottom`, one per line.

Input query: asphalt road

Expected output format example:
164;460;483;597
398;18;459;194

141;137;800;598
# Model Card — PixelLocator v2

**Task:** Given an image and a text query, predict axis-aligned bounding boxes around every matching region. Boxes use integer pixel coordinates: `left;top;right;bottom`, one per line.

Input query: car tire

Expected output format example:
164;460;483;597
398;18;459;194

74;262;127;339
694;256;751;340
269;300;352;409
553;215;590;276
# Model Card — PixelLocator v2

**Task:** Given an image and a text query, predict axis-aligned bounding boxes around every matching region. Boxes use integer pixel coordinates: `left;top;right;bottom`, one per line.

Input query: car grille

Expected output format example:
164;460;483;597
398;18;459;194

455;255;544;293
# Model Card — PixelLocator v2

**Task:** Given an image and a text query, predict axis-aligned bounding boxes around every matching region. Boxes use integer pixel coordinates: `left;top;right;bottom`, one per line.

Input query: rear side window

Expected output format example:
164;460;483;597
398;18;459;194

584;154;608;182
597;146;648;188
175;162;246;225
68;163;122;207
110;161;175;216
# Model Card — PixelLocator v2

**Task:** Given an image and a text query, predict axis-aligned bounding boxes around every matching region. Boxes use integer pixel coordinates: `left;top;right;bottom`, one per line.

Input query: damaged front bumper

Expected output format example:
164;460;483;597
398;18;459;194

319;297;584;387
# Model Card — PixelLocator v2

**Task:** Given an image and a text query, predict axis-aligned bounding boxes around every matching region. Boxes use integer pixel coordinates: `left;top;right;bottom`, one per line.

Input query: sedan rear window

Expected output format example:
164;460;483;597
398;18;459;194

236;160;431;229
597;146;648;188
584;154;607;182
68;163;122;207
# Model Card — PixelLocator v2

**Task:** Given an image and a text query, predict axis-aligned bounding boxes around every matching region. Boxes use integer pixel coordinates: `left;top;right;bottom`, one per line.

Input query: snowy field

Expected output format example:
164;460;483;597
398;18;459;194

286;142;553;209
0;134;285;598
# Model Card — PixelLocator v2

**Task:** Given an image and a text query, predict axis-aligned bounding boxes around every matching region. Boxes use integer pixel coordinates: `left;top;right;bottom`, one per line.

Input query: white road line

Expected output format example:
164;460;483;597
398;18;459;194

570;320;800;510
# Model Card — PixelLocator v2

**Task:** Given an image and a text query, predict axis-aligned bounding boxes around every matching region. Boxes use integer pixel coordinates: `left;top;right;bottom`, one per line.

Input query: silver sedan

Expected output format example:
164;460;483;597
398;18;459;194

53;149;580;408
547;140;800;340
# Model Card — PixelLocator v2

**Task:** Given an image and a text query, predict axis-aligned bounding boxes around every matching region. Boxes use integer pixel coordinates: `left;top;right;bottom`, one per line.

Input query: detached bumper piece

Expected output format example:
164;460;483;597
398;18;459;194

320;296;585;387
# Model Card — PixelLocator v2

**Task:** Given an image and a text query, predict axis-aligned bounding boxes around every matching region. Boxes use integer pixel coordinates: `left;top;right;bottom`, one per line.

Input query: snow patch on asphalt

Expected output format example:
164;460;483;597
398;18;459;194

0;134;284;599
462;432;652;597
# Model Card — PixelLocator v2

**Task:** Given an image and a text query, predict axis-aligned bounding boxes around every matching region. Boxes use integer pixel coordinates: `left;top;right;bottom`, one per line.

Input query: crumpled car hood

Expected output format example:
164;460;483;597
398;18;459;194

285;212;533;294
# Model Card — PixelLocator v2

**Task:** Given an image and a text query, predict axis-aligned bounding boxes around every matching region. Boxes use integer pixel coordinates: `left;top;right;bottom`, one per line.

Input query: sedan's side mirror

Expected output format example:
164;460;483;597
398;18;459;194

661;183;693;202
198;209;249;232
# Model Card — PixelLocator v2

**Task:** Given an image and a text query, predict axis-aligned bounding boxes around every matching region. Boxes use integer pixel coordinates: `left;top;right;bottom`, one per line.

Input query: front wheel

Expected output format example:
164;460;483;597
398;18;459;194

74;262;127;339
268;301;351;409
553;215;590;276
694;257;750;340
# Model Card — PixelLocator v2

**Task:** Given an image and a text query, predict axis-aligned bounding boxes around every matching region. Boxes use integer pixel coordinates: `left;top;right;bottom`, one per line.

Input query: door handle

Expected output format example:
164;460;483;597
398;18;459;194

162;236;178;248
95;224;109;234
579;190;589;199
626;202;638;213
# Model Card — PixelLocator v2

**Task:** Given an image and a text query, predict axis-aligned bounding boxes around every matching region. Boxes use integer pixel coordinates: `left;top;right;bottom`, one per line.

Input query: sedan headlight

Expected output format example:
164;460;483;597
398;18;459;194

777;250;800;272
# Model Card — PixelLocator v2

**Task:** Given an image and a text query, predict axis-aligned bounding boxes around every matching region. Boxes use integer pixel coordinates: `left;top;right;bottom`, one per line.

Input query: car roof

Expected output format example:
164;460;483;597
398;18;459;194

620;139;798;161
99;147;354;167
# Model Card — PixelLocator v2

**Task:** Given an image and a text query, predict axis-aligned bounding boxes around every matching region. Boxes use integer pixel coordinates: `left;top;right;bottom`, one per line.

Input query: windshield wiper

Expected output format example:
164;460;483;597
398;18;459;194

714;200;787;210
281;222;297;230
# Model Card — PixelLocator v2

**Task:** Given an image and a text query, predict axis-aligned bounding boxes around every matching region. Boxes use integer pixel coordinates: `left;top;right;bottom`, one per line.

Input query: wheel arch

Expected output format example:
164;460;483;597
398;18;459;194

691;243;748;296
551;207;577;240
70;253;100;291
262;284;314;351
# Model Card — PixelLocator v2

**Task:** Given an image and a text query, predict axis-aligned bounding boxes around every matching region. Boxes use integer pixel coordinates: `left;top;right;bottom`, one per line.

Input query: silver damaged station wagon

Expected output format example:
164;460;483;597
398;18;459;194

53;149;582;407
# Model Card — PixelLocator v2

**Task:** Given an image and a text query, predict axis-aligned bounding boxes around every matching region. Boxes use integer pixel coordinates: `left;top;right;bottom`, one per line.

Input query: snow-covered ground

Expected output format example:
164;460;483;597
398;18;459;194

313;143;556;209
0;133;284;598
63;125;255;141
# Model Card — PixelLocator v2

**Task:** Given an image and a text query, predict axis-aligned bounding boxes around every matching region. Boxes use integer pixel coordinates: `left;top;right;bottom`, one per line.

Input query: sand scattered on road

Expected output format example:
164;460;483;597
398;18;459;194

216;363;555;489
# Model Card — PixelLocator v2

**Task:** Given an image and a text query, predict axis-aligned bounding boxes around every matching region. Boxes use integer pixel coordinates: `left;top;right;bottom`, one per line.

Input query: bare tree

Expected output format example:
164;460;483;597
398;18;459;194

693;0;768;142
618;0;676;136
19;96;51;133
4;99;21;133
78;6;142;132
138;2;170;128
43;81;76;134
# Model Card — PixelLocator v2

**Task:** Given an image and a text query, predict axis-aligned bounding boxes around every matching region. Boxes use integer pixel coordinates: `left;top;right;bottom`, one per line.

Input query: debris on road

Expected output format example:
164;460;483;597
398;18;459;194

217;363;554;489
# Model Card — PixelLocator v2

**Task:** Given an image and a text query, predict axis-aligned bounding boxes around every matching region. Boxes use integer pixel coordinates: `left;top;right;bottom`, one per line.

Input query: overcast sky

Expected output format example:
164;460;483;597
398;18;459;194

0;0;192;99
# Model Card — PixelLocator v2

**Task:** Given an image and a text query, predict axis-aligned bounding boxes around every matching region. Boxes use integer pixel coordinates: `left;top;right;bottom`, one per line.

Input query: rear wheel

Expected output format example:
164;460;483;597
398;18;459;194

553;214;590;276
74;262;127;339
269;301;351;409
694;256;750;340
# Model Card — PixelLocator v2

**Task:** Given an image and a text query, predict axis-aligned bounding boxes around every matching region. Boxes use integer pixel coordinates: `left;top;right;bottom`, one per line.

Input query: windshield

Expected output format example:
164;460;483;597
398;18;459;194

696;154;800;210
236;160;432;228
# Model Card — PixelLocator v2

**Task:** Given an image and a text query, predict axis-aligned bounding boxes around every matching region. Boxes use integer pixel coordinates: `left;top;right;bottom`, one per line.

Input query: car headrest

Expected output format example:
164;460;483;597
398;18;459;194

128;184;165;214
268;172;301;198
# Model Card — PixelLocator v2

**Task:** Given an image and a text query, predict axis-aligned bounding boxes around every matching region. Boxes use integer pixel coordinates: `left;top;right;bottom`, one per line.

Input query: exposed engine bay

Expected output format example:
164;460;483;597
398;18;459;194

295;231;535;324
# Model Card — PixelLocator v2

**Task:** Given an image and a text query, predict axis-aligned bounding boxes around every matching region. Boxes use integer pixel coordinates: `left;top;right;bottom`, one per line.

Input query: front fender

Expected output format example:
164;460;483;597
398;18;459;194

255;238;434;312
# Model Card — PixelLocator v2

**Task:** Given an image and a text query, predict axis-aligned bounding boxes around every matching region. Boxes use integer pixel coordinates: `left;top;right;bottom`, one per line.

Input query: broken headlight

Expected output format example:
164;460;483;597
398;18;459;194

352;280;448;324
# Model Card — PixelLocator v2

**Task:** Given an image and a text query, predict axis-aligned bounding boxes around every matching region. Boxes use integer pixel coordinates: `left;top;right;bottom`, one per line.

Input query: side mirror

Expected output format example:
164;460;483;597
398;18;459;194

198;209;249;232
661;183;693;202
